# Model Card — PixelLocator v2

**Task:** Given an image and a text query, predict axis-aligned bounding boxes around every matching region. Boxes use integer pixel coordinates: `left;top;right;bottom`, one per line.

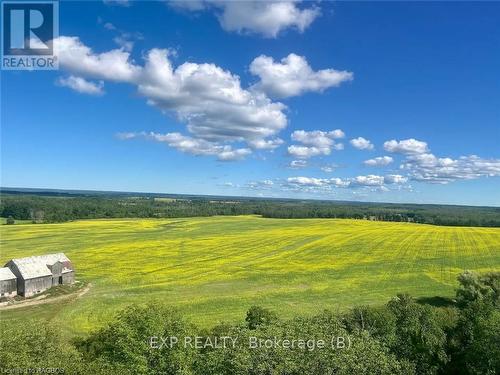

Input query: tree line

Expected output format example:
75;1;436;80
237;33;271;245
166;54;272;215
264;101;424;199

1;192;499;227
0;271;498;374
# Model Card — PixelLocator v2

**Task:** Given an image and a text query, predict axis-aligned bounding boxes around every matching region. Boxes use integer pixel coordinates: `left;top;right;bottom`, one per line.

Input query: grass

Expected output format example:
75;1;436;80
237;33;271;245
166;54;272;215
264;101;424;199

0;216;498;337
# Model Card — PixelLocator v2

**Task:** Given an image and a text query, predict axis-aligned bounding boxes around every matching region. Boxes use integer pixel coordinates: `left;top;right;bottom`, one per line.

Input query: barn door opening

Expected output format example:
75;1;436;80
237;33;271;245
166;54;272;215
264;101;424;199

58;276;63;284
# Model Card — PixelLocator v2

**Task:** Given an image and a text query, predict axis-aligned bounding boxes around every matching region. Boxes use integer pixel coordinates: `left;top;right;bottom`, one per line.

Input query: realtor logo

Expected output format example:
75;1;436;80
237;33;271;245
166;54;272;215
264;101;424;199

1;1;59;70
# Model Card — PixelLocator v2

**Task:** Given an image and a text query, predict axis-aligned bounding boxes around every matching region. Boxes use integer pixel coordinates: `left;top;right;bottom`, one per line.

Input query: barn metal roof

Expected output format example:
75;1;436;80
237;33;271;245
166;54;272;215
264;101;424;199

7;253;71;280
0;267;16;281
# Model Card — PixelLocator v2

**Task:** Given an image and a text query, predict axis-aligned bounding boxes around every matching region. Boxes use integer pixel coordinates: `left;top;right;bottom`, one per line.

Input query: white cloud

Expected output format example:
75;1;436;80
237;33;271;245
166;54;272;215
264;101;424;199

291;129;344;146
250;54;353;98
401;153;500;184
287;176;330;187
55;36;290;161
113;36;134;52
382;138;500;184
364;156;393;167
217;148;253;161
384;138;429;155
283;173;410;192
285;174;406;189
350;137;374;150
172;1;321;38
288;129;344;159
351;174;385;186
247;138;284;150
138;48;287;144
115;132;137;140
288;145;330;159
55;36;140;82
320;165;336;173
333;143;344;151
245;179;275;190
261;179;274;186
99;19;143;52
120;132;252;161
289;160;308;169
247;172;411;196
56;75;104;96
384;174;408;184
330;129;346;139
54;37;353;162
103;22;116;31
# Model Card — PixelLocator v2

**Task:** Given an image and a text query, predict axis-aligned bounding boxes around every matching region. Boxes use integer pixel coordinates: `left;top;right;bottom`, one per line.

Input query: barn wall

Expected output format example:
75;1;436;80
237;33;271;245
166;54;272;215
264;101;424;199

49;262;63;276
61;271;75;284
5;261;24;295
24;276;52;297
0;279;17;297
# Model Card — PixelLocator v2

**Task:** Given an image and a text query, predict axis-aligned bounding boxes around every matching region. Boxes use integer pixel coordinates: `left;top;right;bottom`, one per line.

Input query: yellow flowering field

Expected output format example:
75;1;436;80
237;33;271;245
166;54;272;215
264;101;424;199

1;216;498;335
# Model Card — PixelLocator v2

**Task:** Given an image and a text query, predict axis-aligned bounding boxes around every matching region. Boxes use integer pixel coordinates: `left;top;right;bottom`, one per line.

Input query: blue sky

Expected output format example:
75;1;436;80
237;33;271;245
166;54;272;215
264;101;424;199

1;1;499;206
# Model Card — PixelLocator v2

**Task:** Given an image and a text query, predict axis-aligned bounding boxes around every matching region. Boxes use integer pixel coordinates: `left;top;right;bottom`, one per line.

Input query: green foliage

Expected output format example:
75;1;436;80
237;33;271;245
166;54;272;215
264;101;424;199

462;307;500;375
1;191;499;226
2;280;499;375
343;305;398;347
445;272;500;375
6;216;15;225
456;271;499;308
193;310;414;375
245;305;277;330
77;304;198;375
0;319;127;374
387;294;449;375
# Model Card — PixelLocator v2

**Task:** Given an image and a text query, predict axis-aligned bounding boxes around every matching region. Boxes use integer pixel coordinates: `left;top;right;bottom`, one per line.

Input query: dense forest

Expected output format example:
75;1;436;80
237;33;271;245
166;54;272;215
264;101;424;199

1;189;499;227
1;271;498;374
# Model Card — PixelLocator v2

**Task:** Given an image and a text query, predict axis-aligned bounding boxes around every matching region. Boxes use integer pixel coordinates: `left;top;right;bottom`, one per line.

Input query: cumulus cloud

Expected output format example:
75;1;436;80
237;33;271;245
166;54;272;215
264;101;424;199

320;165;336;173
384;138;429;155
245;173;409;196
56;75;104;96
363;156;393;167
333;143;344;150
291;129;344;146
383;138;500;184
285;174;407;190
245;179;275;190
384;174;408;184
286;176;346;188
113;37;133;52
401;153;500;184
138;48;287;143
119;132;251;161
55;36;140;82
288;129;345;159
289;160;308;169
55;36;292;161
350;137;374;150
288;145;328;159
247;138;284;150
171;1;321;38
350;174;385;186
250;53;353;98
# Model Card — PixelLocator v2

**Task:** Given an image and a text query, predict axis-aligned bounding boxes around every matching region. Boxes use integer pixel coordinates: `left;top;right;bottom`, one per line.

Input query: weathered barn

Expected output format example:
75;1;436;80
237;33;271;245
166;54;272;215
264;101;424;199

5;253;75;297
0;267;17;298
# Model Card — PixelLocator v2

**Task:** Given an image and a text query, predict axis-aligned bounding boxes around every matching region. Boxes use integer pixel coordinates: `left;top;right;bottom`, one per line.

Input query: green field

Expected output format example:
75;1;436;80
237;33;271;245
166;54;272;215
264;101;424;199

1;216;499;336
